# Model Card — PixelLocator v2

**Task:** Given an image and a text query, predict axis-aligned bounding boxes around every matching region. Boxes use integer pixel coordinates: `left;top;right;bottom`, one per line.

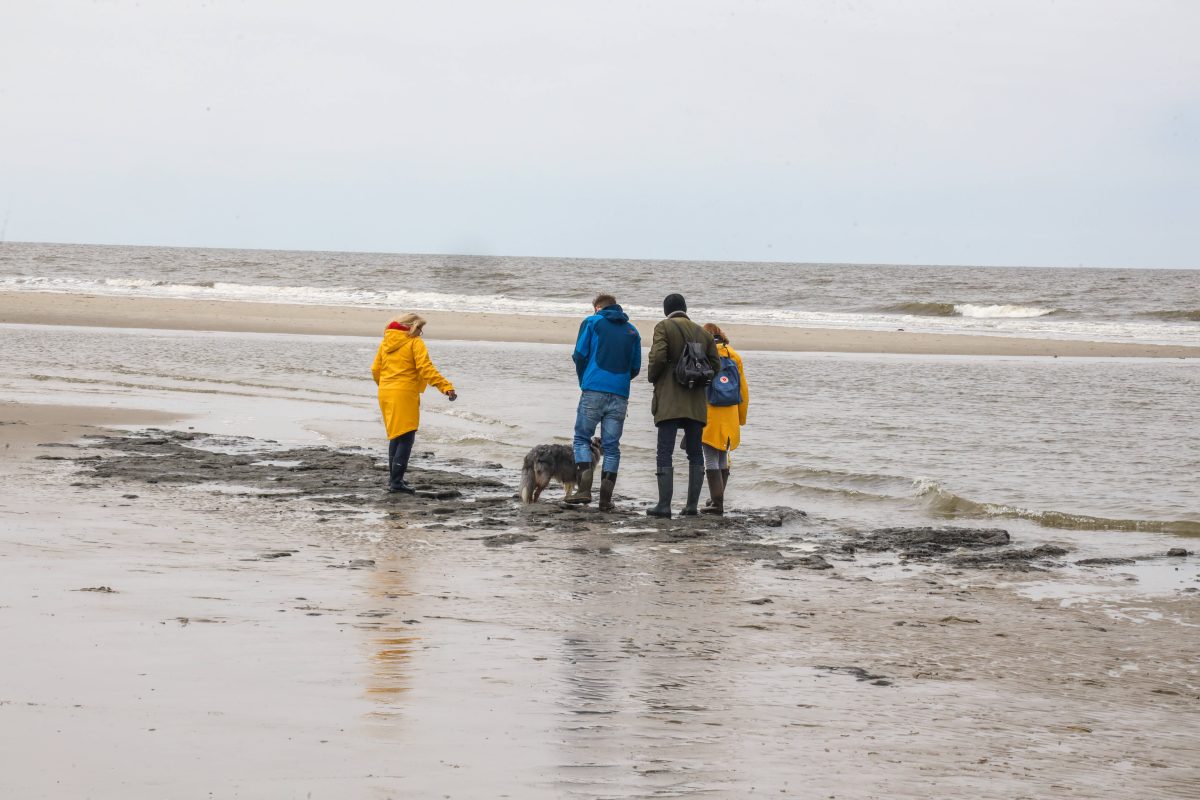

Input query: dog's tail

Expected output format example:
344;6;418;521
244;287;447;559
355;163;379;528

518;465;536;504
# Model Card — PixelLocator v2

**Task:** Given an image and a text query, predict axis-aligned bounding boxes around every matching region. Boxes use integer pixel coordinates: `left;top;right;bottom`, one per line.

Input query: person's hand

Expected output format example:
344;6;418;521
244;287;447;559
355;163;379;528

447;390;458;402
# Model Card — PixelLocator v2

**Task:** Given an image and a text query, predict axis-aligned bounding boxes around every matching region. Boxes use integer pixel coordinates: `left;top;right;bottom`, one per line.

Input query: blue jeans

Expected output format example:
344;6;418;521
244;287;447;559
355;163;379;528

573;390;628;473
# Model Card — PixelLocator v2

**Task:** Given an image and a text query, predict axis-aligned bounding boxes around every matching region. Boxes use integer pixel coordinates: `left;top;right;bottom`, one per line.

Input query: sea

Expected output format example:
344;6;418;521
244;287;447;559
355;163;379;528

3;241;1198;344
2;241;1198;543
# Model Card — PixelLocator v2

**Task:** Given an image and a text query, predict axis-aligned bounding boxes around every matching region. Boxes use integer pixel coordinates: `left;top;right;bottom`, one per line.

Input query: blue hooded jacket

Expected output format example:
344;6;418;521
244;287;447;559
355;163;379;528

573;304;642;397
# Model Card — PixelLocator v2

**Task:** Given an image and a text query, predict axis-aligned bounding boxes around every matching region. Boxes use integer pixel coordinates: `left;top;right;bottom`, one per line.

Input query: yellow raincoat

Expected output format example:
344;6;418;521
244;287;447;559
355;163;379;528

701;343;749;452
371;330;455;439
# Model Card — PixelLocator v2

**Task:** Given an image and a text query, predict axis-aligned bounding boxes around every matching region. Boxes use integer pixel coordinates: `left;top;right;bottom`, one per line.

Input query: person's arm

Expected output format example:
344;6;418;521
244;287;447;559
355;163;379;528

371;344;383;385
733;349;749;425
629;327;642;380
412;338;455;394
572;318;593;385
647;322;668;382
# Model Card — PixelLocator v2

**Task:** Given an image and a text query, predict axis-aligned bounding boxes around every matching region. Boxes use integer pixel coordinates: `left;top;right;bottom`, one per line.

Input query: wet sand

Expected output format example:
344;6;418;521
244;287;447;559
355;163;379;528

4;290;1199;358
2;404;1198;798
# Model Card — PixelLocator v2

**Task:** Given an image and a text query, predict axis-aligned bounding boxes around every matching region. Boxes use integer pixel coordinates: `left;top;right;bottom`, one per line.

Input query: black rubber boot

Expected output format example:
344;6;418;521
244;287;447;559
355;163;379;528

598;471;618;512
700;469;724;515
680;463;705;516
387;434;416;494
564;461;595;504
646;469;673;518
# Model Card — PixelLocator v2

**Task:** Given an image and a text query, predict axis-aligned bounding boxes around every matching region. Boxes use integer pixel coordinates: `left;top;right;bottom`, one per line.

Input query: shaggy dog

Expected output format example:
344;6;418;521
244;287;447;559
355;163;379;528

519;437;602;503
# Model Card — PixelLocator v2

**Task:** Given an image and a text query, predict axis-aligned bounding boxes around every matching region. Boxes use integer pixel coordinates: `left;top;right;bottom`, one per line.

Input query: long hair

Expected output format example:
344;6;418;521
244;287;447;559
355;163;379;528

703;322;729;345
388;312;427;335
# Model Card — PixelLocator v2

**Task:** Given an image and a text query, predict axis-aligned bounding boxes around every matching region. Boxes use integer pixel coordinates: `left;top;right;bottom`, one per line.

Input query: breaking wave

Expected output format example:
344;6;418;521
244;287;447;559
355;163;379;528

882;302;959;317
916;482;1200;537
4;274;1194;345
956;303;1059;319
885;301;1060;319
1140;309;1200;323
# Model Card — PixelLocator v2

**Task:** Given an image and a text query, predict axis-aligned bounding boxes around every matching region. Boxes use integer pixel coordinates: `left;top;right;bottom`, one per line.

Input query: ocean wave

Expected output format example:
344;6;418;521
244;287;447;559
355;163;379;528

956;303;1060;319
3;274;1196;345
885;301;1059;319
916;482;1200;536
881;302;959;317
1139;309;1200;323
775;464;915;493
754;478;897;503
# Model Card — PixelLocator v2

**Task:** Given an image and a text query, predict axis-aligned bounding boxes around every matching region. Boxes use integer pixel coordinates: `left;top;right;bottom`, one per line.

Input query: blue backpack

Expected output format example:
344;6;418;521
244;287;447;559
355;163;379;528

707;355;741;406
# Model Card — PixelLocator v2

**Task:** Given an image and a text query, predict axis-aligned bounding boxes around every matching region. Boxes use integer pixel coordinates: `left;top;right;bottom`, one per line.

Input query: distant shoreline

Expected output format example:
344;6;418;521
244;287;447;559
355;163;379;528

2;290;1199;358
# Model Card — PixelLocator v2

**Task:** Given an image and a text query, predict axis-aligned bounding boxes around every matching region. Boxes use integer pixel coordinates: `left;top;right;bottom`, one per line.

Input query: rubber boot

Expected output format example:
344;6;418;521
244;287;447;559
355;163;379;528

564;462;594;504
706;468;729;507
387;434;416;494
680;463;705;516
700;469;724;515
598;471;618;512
646;468;673;518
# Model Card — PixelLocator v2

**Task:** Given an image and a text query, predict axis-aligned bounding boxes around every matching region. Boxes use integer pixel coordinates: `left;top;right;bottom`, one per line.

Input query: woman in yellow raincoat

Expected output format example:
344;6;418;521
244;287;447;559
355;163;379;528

699;323;749;515
371;313;457;493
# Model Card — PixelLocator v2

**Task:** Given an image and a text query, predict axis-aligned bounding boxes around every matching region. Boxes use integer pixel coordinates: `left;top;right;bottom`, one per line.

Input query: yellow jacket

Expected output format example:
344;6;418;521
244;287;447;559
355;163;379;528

701;343;749;452
371;330;454;438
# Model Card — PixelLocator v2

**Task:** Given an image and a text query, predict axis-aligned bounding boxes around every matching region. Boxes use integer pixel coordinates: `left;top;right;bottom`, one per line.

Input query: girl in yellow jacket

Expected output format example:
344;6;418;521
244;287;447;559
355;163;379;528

371;313;457;494
700;323;749;515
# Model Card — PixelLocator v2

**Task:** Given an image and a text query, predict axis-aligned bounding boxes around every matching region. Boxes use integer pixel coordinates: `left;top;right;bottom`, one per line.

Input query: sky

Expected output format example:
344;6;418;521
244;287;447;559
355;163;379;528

1;0;1198;267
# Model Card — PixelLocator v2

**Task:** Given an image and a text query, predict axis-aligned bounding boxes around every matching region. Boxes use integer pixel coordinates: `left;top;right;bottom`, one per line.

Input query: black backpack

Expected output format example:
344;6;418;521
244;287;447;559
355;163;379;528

671;320;715;389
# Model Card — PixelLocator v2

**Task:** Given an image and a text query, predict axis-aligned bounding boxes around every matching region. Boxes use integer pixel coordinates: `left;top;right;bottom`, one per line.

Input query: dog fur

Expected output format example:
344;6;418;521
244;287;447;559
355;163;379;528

519;437;602;503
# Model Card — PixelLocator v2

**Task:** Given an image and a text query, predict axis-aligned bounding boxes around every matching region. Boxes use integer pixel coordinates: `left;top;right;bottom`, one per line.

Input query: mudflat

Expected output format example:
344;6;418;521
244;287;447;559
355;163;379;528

1;403;1197;798
4;290;1199;357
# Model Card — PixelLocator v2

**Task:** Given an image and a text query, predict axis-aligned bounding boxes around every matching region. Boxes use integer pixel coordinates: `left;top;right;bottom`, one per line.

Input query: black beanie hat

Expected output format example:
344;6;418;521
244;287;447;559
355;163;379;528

663;293;687;316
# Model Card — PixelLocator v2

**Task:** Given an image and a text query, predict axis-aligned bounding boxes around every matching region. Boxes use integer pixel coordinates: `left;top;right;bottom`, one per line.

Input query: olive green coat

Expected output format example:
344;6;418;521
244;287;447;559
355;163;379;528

647;313;721;425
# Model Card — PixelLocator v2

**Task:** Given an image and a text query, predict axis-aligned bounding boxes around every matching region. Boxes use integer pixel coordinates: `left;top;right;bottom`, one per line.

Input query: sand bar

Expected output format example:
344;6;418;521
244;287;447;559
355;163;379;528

2;290;1198;358
0;401;184;455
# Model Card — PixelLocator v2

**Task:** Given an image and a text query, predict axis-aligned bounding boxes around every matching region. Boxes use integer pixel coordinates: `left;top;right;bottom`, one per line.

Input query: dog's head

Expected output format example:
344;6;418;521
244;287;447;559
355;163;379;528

590;436;602;457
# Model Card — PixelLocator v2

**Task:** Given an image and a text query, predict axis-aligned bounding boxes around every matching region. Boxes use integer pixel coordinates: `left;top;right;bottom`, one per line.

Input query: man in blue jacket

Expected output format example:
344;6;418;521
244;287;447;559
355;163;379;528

567;292;642;510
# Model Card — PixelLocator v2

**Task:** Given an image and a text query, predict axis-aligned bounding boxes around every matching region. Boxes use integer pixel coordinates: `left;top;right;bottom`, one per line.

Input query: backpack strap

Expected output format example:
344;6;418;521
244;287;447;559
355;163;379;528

670;317;699;345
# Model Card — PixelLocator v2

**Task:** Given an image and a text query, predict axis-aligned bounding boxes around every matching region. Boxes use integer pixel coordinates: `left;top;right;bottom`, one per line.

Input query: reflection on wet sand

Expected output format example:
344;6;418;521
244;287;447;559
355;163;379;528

548;546;749;795
363;544;417;718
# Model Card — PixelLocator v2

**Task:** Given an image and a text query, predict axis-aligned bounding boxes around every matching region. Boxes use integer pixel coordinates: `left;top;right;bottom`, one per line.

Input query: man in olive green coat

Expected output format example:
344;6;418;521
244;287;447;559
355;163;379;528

646;293;721;518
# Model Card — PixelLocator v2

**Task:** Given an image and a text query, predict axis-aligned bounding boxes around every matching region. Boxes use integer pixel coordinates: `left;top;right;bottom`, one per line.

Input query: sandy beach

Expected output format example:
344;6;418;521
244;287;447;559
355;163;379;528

2;287;1199;798
2;398;1198;798
5;1;1199;795
4;290;1199;358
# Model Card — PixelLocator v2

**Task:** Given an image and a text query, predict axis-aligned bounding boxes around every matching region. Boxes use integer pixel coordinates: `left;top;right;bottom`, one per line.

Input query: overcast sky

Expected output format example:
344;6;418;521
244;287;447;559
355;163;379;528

2;1;1197;267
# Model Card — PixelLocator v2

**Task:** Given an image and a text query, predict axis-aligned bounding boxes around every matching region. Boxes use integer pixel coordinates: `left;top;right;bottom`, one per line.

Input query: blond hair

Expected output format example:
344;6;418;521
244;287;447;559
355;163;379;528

388;312;427;335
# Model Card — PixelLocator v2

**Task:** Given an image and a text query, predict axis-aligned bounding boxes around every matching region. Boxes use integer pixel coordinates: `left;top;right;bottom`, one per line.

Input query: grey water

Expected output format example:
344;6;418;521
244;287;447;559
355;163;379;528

3;323;1197;539
2;241;1198;343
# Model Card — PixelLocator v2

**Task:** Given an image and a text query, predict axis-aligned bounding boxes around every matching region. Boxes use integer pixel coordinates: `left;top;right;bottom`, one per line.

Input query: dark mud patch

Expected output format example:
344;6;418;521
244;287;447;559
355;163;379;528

1076;557;1138;567
843;527;1077;572
68;430;813;560
816;665;893;686
850;527;1011;558
476;533;539;547
764;554;834;571
64;429;1117;576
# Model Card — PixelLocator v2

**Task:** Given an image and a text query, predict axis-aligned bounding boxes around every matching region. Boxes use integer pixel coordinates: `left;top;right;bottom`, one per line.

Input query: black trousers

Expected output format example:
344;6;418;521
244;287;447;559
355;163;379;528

388;431;417;489
656;418;704;470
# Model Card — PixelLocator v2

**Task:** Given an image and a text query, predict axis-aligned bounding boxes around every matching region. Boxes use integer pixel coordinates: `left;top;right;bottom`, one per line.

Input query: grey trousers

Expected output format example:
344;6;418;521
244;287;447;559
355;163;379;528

702;443;729;471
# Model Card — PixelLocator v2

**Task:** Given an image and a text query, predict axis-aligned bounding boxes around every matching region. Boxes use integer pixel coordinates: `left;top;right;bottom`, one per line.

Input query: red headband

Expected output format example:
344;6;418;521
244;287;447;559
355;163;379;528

386;322;411;332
